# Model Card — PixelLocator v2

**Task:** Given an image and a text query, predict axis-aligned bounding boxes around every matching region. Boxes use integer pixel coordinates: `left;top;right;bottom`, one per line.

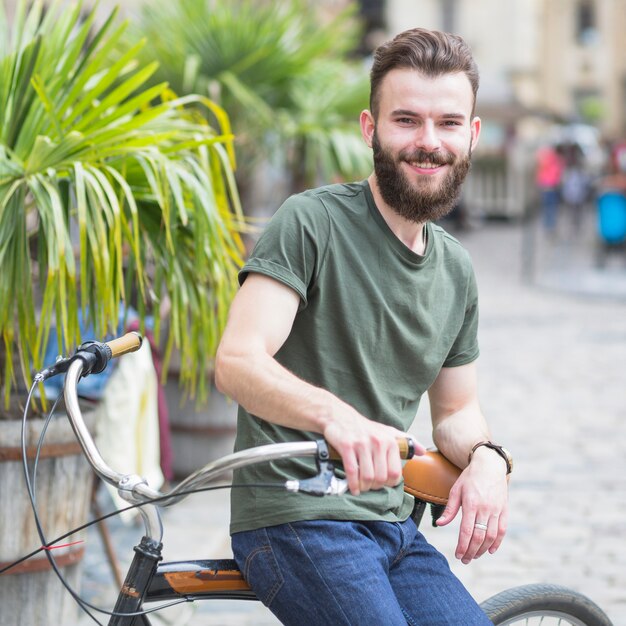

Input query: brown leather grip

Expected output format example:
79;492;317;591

328;437;415;462
105;332;143;359
402;449;462;505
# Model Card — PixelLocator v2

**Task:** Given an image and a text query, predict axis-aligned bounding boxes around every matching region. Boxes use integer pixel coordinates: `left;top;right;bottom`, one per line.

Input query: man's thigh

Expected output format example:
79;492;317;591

232;519;490;626
232;520;409;625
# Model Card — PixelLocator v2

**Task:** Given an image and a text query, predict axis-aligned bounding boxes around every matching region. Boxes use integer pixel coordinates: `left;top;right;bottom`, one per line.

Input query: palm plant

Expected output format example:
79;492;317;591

0;0;244;411
280;58;373;193
127;0;373;201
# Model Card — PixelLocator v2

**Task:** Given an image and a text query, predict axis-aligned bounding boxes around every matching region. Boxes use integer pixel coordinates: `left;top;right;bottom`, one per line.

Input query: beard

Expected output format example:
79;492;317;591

372;130;472;224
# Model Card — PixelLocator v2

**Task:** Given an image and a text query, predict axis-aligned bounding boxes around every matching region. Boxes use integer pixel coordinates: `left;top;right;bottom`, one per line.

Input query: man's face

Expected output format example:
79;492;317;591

361;69;480;223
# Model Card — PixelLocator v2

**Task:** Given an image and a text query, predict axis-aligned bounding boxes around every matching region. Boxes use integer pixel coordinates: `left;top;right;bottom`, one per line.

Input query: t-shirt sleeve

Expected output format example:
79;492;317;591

443;264;480;367
238;194;331;310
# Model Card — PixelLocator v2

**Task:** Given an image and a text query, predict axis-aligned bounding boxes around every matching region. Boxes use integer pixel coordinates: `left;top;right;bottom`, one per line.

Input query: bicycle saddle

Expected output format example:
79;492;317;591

402;449;461;505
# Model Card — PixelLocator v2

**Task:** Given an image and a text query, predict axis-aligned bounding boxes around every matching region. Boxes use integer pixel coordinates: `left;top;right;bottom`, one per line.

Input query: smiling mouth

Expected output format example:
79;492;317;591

404;150;454;170
407;161;444;169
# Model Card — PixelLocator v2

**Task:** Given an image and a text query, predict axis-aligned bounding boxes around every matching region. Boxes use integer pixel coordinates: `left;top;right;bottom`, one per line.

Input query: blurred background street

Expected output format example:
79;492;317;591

75;212;626;626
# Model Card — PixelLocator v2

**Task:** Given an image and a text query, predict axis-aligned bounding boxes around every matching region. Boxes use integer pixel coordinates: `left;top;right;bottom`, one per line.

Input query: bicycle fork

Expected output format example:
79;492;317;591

108;536;163;626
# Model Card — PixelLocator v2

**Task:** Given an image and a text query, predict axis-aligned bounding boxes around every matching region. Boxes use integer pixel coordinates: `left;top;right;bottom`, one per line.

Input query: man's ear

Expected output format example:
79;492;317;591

470;116;481;152
360;109;375;148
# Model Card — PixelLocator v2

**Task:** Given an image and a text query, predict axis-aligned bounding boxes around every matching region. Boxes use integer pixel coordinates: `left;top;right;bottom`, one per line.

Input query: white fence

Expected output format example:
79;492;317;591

463;152;533;220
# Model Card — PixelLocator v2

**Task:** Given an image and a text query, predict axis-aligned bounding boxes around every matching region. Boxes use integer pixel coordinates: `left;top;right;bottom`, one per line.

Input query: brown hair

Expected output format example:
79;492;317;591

369;28;480;118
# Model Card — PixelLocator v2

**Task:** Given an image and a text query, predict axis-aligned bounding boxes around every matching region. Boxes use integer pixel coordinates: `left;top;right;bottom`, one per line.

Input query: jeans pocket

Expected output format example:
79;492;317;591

236;531;284;607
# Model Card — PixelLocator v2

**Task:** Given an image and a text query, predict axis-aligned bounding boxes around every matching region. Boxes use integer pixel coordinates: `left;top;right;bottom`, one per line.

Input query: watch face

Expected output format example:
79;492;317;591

492;445;513;474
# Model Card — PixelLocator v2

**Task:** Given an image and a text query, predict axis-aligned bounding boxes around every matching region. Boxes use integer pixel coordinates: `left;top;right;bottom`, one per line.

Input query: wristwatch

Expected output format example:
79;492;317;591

468;441;513;475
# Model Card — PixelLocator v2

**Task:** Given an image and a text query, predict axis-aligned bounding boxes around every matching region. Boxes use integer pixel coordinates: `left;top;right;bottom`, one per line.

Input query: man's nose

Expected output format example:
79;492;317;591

415;121;440;152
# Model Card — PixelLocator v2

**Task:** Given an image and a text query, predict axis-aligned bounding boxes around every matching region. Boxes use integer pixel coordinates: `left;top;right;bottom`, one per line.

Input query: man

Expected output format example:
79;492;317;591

216;27;510;625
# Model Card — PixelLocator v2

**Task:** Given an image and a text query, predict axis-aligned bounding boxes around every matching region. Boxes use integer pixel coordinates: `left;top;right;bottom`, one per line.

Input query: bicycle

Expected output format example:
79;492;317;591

9;333;614;625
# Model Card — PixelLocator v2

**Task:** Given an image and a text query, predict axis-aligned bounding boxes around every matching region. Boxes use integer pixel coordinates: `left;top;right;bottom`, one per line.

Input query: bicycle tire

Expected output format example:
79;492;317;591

480;583;613;626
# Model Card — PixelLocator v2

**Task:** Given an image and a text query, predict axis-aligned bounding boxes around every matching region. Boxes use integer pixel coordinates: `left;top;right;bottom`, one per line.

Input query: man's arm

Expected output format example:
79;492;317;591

215;273;423;495
427;362;509;564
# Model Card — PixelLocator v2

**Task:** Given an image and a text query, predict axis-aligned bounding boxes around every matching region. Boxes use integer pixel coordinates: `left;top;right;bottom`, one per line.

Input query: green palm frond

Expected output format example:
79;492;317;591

282;59;373;190
0;0;244;408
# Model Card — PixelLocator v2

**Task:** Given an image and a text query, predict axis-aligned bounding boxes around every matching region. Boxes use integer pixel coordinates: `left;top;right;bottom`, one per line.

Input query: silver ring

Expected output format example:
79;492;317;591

474;522;488;531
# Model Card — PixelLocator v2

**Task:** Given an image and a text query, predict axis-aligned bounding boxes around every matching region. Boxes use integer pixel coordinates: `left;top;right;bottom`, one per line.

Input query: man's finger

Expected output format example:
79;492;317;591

341;449;361;496
488;509;508;554
474;515;499;558
435;487;461;527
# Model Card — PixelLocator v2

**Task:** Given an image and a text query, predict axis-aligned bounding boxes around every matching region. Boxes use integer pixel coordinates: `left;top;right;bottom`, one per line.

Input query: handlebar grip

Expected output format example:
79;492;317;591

105;332;143;359
328;437;416;462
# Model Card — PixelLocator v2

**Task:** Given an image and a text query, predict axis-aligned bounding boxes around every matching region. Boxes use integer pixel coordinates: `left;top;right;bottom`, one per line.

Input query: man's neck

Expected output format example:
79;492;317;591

368;173;428;255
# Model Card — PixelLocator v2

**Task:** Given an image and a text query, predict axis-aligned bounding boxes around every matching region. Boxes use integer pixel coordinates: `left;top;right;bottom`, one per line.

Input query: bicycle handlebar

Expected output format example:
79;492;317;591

77;331;143;376
34;331;143;382
52;332;418;540
327;438;415;462
103;331;144;359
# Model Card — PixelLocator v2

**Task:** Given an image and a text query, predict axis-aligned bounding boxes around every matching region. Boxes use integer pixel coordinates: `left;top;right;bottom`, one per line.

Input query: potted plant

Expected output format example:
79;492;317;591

0;1;243;623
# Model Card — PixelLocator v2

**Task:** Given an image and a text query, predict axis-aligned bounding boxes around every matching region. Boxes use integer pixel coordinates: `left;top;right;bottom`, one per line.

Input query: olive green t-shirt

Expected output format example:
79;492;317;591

230;180;479;534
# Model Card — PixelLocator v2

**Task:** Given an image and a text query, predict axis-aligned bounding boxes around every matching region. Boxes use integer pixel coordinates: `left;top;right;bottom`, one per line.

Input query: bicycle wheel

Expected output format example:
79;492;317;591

480;583;613;626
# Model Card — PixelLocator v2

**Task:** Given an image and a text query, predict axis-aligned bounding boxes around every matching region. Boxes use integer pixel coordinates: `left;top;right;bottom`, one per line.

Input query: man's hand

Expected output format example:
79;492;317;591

435;448;508;564
323;409;426;496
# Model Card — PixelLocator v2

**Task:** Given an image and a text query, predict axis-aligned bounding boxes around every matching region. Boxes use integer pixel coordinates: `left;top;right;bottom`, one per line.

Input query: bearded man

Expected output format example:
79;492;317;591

216;27;510;625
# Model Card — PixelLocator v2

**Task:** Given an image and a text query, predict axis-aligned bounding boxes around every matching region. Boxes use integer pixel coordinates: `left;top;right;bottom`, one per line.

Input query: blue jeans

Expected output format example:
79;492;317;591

231;518;491;625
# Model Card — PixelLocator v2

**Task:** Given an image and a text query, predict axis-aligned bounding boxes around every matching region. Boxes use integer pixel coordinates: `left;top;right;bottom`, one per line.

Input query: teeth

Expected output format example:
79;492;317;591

410;161;441;169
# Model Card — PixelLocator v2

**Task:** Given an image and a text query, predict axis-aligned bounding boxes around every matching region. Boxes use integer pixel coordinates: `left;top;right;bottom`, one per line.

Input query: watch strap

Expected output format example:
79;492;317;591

468;440;512;474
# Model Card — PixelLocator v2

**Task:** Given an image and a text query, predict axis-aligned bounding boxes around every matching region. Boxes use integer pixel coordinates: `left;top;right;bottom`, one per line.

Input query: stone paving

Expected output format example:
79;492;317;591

74;215;626;625
426;218;626;625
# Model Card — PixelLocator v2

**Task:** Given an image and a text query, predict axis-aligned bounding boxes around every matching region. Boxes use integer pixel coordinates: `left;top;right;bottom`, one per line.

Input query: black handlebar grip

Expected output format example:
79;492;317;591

328;437;415;462
105;332;143;359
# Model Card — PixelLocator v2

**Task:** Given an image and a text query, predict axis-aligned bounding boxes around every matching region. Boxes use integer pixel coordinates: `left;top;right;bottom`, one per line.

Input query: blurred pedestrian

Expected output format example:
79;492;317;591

535;144;564;234
560;143;591;235
598;138;626;194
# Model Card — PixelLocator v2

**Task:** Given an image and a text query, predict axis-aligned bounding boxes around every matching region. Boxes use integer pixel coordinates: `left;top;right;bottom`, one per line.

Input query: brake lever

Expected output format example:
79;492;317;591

284;440;349;496
34;338;129;382
285;472;349;496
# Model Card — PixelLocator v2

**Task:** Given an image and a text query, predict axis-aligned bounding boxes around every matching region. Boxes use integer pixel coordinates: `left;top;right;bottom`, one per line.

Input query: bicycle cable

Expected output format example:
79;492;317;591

30;390;64;506
21;378;104;625
13;375;288;622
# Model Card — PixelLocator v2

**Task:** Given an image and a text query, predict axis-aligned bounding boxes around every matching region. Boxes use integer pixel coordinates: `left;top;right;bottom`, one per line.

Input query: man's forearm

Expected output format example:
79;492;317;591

215;348;338;435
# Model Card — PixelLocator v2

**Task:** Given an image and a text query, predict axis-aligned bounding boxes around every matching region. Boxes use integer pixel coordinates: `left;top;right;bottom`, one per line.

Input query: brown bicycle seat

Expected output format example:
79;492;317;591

402;449;462;506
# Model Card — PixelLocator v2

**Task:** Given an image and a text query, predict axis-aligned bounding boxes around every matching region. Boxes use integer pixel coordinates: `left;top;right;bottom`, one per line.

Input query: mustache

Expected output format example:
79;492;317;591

400;149;455;166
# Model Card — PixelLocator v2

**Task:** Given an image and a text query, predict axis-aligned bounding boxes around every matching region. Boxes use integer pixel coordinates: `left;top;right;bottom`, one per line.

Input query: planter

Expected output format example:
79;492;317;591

0;409;96;626
165;372;238;479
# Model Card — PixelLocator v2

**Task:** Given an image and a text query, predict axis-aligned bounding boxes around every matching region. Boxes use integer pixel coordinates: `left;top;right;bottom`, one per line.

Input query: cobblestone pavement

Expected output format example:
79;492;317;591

75;217;626;625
